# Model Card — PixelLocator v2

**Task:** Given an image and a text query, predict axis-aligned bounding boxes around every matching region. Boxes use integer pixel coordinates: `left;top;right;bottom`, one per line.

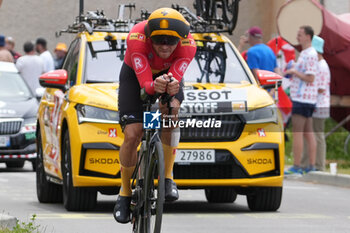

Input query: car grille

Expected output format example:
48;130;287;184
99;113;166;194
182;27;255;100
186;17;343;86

179;114;244;142
173;164;248;179
0;119;23;135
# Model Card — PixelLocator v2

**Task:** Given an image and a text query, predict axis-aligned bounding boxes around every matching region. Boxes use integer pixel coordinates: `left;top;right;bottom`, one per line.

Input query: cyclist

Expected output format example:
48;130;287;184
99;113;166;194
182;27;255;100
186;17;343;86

113;8;197;223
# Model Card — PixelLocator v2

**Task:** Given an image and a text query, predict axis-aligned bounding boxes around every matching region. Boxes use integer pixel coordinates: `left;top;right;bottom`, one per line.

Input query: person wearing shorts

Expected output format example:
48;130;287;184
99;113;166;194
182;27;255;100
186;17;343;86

113;8;197;224
284;26;318;174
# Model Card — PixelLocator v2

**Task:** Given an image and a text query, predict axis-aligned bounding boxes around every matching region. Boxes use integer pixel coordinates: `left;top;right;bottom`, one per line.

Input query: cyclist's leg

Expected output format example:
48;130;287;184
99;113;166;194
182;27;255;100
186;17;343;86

160;98;181;179
119;123;143;196
114;63;143;223
159;84;183;201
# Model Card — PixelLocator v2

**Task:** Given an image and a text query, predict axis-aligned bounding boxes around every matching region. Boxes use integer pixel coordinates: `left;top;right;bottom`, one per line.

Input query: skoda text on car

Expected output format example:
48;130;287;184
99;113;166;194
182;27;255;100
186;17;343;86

36;5;284;211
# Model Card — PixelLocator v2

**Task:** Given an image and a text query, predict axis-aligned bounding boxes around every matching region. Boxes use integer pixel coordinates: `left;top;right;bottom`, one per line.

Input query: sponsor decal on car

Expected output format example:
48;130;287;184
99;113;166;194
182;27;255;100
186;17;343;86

180;89;247;115
257;128;266;137
108;128;117;137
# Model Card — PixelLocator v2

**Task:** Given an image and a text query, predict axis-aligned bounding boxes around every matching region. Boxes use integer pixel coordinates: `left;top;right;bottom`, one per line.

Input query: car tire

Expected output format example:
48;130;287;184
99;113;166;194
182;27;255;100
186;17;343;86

204;187;237;203
247;187;282;211
62;130;97;211
36;129;63;203
6;161;25;169
32;160;36;171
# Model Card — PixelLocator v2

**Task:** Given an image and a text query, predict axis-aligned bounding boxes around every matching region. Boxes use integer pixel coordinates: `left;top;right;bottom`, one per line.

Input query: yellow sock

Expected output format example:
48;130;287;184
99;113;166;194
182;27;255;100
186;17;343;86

119;165;135;197
162;144;176;179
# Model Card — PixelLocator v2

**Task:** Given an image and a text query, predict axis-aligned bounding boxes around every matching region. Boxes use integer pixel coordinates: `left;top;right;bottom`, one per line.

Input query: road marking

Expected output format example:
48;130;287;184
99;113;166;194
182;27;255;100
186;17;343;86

246;213;333;219
284;186;319;190
35;213;112;219
0;178;8;182
195;214;235;218
34;213;336;220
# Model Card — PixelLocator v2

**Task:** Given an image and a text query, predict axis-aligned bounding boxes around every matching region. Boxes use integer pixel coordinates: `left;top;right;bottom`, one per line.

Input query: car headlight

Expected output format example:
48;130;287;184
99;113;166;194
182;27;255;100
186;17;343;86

20;117;37;140
243;104;278;124
76;104;119;124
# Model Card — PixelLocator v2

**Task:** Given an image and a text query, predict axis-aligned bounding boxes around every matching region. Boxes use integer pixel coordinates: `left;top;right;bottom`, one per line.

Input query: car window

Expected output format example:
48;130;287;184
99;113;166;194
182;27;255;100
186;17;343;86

83;40;126;83
183;41;251;84
82;39;249;84
63;39;81;87
0;71;32;100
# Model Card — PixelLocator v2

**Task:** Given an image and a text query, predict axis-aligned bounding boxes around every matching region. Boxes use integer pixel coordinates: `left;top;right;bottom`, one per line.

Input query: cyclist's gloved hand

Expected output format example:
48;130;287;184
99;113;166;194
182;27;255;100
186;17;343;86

166;73;179;96
154;75;168;93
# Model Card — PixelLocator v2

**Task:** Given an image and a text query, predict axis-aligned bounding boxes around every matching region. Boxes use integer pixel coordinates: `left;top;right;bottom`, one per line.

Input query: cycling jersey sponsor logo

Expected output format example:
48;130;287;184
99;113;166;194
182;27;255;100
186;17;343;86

173;58;191;77
131;53;148;74
181;39;196;47
129;33;146;42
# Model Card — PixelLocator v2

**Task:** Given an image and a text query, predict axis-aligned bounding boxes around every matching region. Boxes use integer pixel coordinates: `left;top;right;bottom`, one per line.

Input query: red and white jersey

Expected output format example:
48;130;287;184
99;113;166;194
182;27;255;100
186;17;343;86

124;21;197;95
290;47;318;104
313;59;331;118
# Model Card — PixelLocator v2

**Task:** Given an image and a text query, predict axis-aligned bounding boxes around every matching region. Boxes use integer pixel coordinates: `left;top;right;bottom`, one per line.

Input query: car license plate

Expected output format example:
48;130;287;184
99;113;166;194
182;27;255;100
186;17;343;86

175;149;215;163
0;136;10;147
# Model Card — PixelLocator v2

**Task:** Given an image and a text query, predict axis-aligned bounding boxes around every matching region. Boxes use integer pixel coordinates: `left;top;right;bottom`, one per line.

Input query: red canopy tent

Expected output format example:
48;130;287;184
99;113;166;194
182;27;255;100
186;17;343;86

277;0;350;131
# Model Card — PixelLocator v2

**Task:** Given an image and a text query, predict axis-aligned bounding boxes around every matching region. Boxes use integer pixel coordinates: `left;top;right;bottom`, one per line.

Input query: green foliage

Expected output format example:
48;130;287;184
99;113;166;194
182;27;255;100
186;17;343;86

0;215;41;233
285;118;350;168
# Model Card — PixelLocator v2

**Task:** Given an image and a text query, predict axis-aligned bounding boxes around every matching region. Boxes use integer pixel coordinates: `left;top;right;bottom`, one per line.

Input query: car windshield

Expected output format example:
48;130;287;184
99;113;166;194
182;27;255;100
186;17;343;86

84;40;126;83
184;41;250;84
84;39;250;84
0;71;32;100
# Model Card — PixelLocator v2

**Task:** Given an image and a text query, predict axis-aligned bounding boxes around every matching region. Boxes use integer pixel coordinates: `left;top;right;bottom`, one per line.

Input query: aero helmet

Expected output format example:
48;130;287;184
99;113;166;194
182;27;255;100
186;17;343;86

146;8;190;45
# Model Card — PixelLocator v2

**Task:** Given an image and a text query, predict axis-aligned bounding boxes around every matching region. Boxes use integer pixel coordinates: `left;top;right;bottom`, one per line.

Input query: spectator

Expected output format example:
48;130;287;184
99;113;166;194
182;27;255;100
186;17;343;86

237;26;281;79
16;41;45;94
0;34;14;62
5;36;21;62
301;35;331;171
54;42;67;69
35;37;54;72
284;26;319;174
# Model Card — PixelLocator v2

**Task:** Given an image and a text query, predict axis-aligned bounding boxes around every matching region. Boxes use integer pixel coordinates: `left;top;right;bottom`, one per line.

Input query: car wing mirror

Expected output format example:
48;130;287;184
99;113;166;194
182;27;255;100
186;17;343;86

256;70;282;89
39;69;68;92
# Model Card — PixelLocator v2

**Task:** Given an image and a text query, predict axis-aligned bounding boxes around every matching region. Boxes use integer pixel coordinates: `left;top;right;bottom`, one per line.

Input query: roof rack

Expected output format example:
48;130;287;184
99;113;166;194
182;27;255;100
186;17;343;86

56;4;146;37
173;0;240;35
56;1;240;37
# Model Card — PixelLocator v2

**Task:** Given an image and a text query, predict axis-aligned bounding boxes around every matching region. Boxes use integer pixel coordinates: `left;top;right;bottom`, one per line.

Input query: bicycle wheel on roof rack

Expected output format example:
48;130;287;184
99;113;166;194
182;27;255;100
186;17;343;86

221;0;240;33
194;0;215;20
194;0;240;34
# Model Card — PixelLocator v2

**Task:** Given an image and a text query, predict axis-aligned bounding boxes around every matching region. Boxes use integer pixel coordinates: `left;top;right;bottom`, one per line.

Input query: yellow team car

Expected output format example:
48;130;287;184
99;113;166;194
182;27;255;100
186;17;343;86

36;7;284;211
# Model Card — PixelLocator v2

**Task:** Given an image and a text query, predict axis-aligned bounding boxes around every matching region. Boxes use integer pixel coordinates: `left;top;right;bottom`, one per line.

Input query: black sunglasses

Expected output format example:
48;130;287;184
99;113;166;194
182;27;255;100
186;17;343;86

151;35;180;45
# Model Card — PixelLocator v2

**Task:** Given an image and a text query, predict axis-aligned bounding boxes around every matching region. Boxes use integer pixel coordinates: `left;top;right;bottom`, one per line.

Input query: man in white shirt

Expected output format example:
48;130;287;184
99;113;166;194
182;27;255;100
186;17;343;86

301;35;331;171
16;41;45;94
35;38;54;72
284;26;319;174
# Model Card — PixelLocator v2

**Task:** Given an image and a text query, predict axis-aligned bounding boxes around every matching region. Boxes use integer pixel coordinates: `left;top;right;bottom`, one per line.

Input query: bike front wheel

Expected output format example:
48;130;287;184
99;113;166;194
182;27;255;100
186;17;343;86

143;141;165;233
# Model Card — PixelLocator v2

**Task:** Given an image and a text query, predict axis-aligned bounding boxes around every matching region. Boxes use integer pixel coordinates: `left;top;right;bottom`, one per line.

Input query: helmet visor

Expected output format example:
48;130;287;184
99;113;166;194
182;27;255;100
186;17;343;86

151;35;180;46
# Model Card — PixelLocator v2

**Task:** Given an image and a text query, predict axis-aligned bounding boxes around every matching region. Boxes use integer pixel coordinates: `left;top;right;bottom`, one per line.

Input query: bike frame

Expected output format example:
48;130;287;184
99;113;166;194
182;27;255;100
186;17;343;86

131;93;169;233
